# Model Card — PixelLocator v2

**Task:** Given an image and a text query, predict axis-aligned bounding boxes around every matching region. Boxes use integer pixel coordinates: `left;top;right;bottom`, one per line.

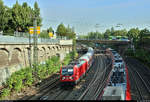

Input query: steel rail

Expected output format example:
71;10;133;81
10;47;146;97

127;62;144;100
94;55;112;100
131;66;150;93
25;76;60;100
78;55;112;100
77;56;101;100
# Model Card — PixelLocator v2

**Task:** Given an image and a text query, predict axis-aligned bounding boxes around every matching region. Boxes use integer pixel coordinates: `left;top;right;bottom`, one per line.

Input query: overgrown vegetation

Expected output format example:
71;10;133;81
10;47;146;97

0;52;73;100
125;48;150;67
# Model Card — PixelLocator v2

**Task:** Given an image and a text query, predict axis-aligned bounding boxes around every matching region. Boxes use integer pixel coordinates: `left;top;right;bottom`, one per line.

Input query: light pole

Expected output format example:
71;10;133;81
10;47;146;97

29;12;39;79
95;24;100;40
33;17;38;68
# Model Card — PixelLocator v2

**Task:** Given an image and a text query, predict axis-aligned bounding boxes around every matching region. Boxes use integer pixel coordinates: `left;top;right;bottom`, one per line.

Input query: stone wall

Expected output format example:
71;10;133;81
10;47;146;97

0;43;72;86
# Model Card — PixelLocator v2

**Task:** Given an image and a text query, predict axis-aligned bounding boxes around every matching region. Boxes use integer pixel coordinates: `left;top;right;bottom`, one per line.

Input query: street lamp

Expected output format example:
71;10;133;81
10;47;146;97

95;24;100;40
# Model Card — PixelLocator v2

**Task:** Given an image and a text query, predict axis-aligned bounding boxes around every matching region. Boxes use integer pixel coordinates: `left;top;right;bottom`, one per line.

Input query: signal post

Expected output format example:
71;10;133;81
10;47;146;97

29;19;40;79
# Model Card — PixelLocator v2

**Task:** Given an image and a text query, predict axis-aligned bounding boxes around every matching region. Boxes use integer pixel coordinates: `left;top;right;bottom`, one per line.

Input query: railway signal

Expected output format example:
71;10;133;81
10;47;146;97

29;26;40;34
29;27;34;34
36;26;40;34
29;18;40;79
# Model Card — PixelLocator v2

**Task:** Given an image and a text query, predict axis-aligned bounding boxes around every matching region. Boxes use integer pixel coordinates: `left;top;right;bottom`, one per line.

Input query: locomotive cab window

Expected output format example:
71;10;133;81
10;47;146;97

115;60;122;63
62;68;74;76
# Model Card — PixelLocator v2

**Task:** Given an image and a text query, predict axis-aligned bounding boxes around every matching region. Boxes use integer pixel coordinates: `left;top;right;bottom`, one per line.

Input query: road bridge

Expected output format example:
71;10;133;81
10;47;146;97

77;39;130;45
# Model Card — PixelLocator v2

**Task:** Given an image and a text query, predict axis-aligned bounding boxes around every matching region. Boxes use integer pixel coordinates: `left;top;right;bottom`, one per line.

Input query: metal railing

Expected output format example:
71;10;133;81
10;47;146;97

77;38;130;41
77;38;106;40
0;35;60;44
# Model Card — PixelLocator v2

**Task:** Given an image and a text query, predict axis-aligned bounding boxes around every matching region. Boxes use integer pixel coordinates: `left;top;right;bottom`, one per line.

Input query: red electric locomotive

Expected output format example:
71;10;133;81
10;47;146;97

60;47;94;85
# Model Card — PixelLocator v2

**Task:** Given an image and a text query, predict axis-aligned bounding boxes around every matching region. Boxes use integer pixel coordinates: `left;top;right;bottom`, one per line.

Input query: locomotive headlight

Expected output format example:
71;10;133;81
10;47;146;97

69;76;73;80
68;69;73;72
62;77;65;80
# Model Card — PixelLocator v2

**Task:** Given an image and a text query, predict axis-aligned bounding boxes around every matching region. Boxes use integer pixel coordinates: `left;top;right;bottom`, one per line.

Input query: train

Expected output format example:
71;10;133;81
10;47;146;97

103;48;131;100
60;47;94;85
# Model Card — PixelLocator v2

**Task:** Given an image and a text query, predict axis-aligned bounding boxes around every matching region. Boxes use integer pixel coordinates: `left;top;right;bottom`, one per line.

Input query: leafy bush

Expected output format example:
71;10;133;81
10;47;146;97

24;72;33;86
0;88;10;98
135;49;150;63
14;78;23;92
125;48;150;65
124;48;134;56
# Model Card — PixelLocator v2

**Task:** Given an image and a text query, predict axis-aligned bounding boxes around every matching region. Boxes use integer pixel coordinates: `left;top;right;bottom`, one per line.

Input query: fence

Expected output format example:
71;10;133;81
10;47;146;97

0;35;60;44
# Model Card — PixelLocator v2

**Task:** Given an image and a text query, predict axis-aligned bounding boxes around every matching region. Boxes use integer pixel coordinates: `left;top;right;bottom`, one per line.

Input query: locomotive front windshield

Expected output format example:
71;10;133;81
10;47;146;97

115;60;122;63
62;68;74;76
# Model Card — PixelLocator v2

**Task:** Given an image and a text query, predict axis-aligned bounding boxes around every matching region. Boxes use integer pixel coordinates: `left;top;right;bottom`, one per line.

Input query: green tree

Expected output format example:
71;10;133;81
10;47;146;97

71;27;76;38
0;0;42;34
56;23;66;37
11;1;23;32
66;25;75;39
3;7;14;34
34;1;42;26
47;27;54;33
87;32;94;39
0;0;6;32
104;29;111;39
139;28;150;47
40;30;49;38
127;28;140;41
21;2;33;32
72;33;77;59
113;29;127;36
110;27;115;36
66;25;72;37
86;31;103;39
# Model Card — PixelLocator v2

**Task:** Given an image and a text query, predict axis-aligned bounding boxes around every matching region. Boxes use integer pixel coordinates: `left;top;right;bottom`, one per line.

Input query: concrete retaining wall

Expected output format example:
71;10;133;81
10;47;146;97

0;43;72;86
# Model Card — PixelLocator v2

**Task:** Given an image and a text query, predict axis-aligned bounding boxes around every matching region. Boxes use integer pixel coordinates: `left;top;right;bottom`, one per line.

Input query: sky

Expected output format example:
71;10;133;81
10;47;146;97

3;0;150;35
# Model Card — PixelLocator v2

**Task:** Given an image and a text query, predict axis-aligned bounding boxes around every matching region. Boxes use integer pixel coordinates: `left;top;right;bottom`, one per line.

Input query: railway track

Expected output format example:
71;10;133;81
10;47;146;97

78;55;112;100
129;58;150;91
94;55;113;100
30;55;99;100
20;52;85;100
22;76;60;100
125;58;150;100
64;55;101;100
21;54;112;100
45;55;99;100
127;64;144;100
77;56;103;100
45;55;110;100
89;55;111;100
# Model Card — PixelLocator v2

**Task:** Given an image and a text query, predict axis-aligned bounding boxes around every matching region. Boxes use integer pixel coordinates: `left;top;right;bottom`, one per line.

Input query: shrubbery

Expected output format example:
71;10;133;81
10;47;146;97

125;48;150;65
63;53;72;65
0;52;73;99
124;48;134;56
134;49;150;63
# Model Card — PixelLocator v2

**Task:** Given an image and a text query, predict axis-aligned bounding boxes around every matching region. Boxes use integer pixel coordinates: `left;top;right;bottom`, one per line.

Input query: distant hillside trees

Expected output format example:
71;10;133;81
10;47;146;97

80;27;150;43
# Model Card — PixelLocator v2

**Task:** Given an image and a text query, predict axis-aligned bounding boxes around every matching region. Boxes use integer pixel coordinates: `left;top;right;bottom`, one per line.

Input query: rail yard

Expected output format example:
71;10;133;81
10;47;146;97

0;45;150;100
19;49;112;100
